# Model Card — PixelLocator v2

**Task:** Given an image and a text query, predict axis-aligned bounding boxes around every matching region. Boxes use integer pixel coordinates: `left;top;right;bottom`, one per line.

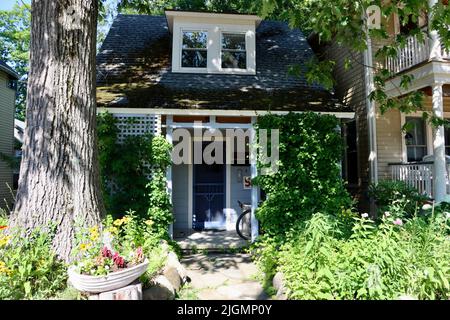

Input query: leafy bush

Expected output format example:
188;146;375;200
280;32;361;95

257;210;450;300
253;112;352;236
97;112;172;219
368;180;428;218
0;225;67;300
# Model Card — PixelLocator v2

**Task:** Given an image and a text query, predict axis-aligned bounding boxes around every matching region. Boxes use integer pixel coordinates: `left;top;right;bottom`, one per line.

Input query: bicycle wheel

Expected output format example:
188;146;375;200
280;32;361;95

236;209;251;240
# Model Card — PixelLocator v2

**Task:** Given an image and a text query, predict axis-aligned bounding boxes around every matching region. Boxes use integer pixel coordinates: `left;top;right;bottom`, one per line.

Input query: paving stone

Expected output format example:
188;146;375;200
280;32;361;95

180;254;269;301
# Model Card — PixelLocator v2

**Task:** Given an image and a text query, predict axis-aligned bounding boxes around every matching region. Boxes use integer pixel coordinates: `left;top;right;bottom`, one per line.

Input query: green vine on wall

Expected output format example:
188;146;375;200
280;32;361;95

253;112;353;237
97;112;173;235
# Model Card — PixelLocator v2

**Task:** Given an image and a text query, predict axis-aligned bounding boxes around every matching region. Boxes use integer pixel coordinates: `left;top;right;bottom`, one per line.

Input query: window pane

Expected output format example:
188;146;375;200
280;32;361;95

407;146;427;162
182;50;207;68
221;51;246;69
183;31;207;49
405;117;426;145
222;34;246;50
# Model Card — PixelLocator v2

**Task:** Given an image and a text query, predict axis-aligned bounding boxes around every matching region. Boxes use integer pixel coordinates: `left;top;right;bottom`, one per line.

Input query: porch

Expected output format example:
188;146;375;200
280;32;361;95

389;161;450;198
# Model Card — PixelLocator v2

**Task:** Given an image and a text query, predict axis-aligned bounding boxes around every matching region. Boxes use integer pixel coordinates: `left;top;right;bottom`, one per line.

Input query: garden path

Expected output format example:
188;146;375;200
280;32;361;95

179;253;269;300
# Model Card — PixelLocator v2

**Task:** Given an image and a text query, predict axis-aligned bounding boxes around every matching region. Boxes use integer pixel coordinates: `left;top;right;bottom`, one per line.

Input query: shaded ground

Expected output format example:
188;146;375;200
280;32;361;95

179;253;269;300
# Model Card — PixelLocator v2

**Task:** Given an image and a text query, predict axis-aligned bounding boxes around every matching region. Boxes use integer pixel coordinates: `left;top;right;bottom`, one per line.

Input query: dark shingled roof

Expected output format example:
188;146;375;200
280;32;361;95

0;60;19;79
96;14;350;112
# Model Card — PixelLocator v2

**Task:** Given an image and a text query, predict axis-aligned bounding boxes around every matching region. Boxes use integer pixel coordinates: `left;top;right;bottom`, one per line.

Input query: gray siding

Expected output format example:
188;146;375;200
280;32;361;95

172;163;189;230
229;165;252;218
0;72;15;209
324;42;370;210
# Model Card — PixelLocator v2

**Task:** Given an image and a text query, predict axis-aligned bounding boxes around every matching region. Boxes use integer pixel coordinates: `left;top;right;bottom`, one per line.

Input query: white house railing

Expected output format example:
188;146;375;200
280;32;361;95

389;162;450;198
385;34;430;74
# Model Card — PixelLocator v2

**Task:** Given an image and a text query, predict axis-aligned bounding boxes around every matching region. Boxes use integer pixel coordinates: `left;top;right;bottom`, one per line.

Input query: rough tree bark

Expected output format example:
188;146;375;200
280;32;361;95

10;0;105;261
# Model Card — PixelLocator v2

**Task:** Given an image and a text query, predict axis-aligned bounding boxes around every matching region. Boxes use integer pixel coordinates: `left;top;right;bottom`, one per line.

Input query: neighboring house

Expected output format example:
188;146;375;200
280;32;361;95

0;61;18;209
13;119;25;190
96;10;354;240
319;6;450;204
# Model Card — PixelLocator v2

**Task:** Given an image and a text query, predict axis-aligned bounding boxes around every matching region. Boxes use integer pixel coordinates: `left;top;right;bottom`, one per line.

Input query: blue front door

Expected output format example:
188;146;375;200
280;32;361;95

193;143;226;230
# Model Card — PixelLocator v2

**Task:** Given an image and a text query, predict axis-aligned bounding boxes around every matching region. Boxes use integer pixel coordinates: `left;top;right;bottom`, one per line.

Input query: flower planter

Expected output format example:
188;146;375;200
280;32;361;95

68;259;149;293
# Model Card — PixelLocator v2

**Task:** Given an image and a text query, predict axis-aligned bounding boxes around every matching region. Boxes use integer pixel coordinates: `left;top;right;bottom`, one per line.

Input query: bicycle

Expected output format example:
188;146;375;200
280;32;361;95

236;200;251;240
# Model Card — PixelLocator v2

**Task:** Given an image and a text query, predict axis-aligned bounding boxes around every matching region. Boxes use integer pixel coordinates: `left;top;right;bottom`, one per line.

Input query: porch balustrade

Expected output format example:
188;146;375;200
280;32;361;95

385;34;430;74
389;162;450;198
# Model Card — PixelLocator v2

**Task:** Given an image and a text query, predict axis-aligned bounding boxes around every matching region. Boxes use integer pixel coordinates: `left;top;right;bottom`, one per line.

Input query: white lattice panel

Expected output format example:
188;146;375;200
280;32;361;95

113;114;161;143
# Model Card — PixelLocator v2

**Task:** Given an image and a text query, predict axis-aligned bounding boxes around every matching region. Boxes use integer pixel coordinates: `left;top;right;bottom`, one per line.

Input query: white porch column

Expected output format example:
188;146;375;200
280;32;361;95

428;0;442;60
250;117;259;242
166;115;174;238
432;84;446;202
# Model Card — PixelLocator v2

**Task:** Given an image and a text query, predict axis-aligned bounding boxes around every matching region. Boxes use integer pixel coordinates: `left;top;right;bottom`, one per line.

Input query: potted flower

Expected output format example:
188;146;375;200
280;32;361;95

68;218;149;293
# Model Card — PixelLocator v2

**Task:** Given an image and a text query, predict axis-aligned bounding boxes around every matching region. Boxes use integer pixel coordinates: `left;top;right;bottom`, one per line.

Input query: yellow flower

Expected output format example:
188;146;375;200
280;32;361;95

0;261;12;276
122;216;131;224
0;235;11;247
89;226;100;241
89;226;98;234
113;219;124;227
107;226;118;234
79;243;92;251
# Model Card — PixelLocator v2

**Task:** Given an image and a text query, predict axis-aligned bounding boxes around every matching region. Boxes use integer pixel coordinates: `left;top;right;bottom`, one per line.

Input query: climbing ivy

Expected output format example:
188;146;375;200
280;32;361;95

253;112;353;237
97;112;172;225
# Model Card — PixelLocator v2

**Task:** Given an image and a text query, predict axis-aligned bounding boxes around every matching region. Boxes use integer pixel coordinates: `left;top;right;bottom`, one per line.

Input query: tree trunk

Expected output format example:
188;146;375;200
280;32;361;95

10;0;104;262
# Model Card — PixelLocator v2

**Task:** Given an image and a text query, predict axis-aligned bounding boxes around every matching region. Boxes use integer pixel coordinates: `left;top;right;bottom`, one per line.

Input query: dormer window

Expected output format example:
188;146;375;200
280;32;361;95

221;33;246;69
182;31;208;68
166;10;261;75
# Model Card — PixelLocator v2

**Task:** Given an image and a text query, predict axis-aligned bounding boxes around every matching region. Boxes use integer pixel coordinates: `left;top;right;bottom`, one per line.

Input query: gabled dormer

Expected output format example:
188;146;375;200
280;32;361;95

165;10;262;75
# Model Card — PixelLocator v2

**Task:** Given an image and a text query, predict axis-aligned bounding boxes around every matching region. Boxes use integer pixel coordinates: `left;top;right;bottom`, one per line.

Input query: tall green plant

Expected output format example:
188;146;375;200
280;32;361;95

253;112;352;236
97;112;173;221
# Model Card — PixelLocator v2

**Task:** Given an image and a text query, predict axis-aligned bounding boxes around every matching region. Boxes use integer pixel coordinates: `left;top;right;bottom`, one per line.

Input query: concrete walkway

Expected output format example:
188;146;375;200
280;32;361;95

180;253;269;300
175;230;249;251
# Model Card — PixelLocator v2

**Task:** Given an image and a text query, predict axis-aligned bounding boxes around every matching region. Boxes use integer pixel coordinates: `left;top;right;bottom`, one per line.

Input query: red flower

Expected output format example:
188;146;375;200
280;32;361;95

101;246;112;258
0;226;7;230
113;252;125;268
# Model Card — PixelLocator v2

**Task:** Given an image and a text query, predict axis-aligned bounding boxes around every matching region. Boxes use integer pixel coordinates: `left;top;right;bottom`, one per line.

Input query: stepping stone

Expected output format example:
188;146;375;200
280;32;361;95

216;282;268;300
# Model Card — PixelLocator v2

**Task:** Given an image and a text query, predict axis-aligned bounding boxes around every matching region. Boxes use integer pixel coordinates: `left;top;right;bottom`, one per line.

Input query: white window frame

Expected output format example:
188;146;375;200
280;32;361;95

220;32;248;72
400;111;450;162
179;29;209;72
171;20;256;75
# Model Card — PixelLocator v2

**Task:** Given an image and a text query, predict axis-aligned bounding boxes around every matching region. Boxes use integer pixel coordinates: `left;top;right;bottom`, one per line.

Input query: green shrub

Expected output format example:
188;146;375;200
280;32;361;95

272;212;449;300
368;180;428;218
0;226;67;300
97;112;172;219
253;112;352;236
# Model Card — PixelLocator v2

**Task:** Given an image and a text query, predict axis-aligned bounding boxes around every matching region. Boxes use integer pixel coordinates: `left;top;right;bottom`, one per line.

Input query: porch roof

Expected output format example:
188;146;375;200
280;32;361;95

96;15;351;113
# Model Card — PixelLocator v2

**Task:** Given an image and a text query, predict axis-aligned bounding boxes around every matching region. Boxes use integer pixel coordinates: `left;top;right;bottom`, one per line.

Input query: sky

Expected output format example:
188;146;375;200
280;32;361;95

0;0;30;11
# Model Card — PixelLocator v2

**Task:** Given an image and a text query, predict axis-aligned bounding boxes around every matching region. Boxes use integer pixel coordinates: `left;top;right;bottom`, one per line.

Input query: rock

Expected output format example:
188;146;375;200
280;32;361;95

143;275;175;300
273;272;287;300
273;272;284;291
89;282;142;300
163;266;182;291
167;251;188;283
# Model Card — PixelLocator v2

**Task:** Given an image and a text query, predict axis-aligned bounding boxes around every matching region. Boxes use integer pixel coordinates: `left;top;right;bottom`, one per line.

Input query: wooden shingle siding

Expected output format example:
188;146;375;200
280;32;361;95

375;108;403;179
0;72;15;209
324;42;370;199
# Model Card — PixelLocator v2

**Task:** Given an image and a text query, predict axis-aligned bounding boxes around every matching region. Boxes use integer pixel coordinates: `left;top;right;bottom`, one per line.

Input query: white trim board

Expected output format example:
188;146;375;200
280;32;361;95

98;107;355;119
384;61;450;98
